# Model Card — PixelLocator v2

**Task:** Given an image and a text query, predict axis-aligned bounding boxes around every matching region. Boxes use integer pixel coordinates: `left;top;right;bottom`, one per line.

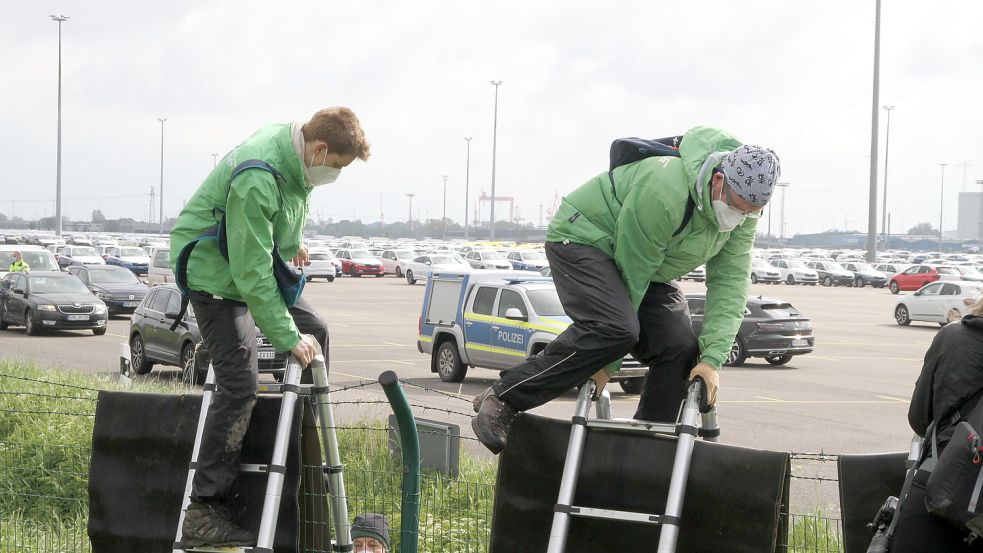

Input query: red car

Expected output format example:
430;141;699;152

335;249;384;277
888;264;961;294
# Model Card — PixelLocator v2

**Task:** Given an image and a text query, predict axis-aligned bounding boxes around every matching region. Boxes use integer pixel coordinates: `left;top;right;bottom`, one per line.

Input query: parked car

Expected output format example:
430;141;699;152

951;265;983;282
380;249;420;277
65;265;149;314
402;254;471;285
335;249;384;277
893;281;983;327
686;293;814;366
507;250;549;272
297;249;337;282
888;264;961;294
805;261;855;287
105;246;151;276
770;259;819;286
56;245;106;268
750;258;782;284
874;263;911;281
0;271;108;335
147;247;175;285
464;250;512;270
681;265;706;282
839;262;888;288
128;283;288;384
0;246;60;278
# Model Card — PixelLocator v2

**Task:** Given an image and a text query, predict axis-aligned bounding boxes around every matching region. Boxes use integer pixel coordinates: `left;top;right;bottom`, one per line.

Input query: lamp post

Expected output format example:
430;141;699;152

158;117;167;235
464;137;472;240
777;183;790;243
51;14;69;236
865;0;882;262
489;80;503;240
406;193;415;235
881;105;895;250
939;163;947;251
441;175;448;240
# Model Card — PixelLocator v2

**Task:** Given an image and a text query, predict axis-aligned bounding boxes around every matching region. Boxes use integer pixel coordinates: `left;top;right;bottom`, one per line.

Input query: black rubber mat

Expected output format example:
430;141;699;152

838;452;907;553
490;413;791;553
87;391;303;553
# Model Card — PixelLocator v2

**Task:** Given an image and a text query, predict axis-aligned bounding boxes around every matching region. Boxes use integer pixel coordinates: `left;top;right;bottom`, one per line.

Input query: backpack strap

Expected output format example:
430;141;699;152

673;196;696;237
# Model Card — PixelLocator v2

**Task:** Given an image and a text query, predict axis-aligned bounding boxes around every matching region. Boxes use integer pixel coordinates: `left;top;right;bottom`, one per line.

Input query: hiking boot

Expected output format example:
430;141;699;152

181;501;255;548
471;388;518;455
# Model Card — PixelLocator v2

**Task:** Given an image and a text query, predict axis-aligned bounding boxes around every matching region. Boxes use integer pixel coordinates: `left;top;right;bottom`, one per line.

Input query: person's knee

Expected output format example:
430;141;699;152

608;320;640;356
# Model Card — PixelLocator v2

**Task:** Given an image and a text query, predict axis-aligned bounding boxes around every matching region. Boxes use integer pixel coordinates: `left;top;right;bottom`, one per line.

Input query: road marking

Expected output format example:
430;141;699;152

329;344;414;348
824;340;931;348
108;333;128;339
810;355;921;362
331;359;420;365
329;322;402;327
876;395;911;403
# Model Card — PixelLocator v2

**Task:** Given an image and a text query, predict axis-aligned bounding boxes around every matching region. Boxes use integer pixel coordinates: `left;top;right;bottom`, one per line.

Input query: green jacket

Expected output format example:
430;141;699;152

8;260;29;272
546;126;756;370
170;124;310;352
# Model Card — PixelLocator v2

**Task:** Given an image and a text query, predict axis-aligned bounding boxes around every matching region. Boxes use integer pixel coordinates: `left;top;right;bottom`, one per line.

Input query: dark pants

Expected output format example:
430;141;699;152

494;241;699;422
892;477;982;552
189;293;328;503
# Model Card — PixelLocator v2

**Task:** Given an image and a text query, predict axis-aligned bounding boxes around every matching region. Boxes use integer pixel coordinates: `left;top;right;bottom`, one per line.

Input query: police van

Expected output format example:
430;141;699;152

417;271;647;393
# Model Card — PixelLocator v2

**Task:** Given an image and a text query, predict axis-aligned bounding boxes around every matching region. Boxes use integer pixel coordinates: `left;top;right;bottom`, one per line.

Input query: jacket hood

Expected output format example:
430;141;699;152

961;314;983;330
678;126;743;213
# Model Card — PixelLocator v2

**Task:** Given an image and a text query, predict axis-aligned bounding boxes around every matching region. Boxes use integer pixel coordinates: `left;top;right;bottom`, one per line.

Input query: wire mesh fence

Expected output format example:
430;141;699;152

0;362;849;553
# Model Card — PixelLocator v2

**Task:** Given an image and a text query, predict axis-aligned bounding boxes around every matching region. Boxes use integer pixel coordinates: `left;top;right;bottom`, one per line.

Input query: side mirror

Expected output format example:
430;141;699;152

13;288;25;295
504;307;527;321
425;261;432;266
164;308;182;320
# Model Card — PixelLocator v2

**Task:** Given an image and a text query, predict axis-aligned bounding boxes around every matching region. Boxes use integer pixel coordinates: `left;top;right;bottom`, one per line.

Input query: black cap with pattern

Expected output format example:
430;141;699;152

720;144;781;207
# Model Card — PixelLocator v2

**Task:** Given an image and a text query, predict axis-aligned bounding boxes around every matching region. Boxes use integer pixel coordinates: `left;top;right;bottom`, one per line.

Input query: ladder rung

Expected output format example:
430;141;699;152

586;418;679;435
256;383;316;395
569;506;665;525
239;464;268;474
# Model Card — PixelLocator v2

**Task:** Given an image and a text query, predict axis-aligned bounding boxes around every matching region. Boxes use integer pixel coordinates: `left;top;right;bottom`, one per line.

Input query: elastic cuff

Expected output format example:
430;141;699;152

698;357;722;371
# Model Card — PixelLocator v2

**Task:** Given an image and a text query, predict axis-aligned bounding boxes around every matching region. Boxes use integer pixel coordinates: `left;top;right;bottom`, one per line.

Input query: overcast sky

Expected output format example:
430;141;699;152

2;1;981;238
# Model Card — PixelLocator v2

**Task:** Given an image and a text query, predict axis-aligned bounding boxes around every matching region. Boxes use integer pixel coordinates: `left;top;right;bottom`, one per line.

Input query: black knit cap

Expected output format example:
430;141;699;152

352;513;391;549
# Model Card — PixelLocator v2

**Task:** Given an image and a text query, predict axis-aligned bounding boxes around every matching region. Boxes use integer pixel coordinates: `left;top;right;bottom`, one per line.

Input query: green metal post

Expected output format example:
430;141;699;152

378;370;420;553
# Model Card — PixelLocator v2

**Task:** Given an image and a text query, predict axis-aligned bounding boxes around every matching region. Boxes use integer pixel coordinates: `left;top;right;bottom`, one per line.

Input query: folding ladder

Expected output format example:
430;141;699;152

547;378;719;553
172;348;351;553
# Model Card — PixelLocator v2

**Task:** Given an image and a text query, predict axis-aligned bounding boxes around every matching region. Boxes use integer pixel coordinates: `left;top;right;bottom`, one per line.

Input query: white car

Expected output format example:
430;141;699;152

874;263;911;281
681;265;706;282
299;249;337;282
770;259;819;285
750;259;782;284
894;281;983;327
464;250;512;270
380;249;420;277
402;253;470;285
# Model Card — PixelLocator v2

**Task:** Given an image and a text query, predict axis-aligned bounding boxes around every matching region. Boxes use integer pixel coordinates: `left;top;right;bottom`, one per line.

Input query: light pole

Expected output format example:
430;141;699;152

158;117;167;235
978;179;983;242
769;182;790;249
405;193;415;235
51;14;69;236
212;153;218;167
881;105;895;250
442;175;448;240
939;163;947;251
865;0;882;262
777;183;790;243
464;137;472;240
489;80;503;240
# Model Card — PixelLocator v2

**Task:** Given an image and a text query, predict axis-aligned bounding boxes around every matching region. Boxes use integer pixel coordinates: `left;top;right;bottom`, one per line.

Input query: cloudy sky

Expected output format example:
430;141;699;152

2;0;981;238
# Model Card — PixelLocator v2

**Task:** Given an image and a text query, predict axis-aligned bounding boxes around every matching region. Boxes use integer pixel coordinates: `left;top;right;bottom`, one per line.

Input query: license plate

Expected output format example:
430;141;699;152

258;350;276;360
123;301;138;307
67;314;89;321
791;338;809;347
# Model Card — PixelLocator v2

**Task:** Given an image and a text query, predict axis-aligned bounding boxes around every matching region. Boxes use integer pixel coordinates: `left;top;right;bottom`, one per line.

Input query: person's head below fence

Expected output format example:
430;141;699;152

352;512;390;553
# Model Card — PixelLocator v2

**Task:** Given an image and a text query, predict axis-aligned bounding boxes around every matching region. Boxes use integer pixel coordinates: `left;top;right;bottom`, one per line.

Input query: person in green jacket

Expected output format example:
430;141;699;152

8;251;29;272
170;107;370;547
473;126;780;454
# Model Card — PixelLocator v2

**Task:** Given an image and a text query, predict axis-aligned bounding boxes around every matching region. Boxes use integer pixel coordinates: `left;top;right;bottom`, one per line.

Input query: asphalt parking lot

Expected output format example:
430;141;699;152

0;275;931;460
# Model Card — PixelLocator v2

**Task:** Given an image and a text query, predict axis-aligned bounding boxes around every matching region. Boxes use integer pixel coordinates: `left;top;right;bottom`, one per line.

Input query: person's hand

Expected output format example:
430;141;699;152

291;334;317;367
688;362;719;409
292;245;310;267
590;368;612;396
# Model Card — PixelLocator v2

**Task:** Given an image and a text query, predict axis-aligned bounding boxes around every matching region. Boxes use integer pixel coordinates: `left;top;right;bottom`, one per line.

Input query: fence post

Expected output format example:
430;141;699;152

378;371;420;553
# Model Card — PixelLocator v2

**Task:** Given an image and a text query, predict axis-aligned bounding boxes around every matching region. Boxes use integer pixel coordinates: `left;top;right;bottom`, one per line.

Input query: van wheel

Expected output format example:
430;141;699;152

619;378;644;394
435;340;467;382
130;334;154;374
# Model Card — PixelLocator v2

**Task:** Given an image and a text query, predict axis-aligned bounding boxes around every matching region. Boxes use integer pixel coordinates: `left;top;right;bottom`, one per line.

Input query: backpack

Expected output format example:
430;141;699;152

171;160;305;329
607;136;694;237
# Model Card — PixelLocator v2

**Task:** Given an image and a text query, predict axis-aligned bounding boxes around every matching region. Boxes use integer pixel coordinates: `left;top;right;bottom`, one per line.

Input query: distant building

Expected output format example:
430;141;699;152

957;192;983;240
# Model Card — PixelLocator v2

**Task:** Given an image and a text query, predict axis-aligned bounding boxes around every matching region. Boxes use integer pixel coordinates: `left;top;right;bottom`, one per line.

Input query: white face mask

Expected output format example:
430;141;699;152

306;148;342;187
711;200;745;232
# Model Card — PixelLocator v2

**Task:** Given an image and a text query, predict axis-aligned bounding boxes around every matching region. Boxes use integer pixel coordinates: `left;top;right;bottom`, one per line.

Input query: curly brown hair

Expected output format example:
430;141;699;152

302;107;371;161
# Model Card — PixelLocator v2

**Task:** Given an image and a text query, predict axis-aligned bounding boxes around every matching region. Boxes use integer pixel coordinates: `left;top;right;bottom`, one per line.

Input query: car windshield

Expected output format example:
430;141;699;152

72;247;100;257
853;263;875;272
350;250;372;258
118;247;145;257
937;267;960;275
786;260;808;269
396;250;416;258
521;252;546;260
826;262;847;271
29;275;89;294
89;268;141;284
479;251;506;260
309;253;329;260
0;252;60;271
752;259;769;267
430;256;455;265
527;288;565;316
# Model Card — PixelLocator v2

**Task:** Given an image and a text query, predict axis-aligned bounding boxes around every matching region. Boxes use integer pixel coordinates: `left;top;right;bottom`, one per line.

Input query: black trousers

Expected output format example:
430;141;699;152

189;293;328;503
494;241;699;422
892;477;982;552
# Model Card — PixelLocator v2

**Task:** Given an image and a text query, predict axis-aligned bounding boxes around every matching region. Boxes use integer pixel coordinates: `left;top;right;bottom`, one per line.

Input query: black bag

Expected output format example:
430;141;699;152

925;420;983;534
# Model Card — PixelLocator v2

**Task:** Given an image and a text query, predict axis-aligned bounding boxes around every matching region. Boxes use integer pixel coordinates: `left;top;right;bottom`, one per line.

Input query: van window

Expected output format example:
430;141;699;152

153;250;170;269
472;287;498;315
148;289;169;312
498;290;527;318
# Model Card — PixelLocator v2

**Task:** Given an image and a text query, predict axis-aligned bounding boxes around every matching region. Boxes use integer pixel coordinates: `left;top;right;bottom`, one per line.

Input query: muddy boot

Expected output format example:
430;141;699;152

181;501;256;548
471;388;518;455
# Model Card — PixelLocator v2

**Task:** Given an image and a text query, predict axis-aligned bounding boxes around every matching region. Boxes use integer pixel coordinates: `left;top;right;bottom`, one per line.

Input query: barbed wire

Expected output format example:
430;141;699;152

398;379;475;404
0;390;98;402
0;408;95;417
0;371;103;394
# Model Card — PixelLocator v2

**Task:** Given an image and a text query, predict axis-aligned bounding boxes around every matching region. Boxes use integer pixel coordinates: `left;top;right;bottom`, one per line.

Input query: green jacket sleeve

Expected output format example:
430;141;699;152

699;217;757;369
225;173;302;353
613;182;673;311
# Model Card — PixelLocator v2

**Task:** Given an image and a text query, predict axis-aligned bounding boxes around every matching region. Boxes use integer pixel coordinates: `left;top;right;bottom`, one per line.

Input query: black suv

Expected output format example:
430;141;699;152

128;284;288;384
687;293;814;366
